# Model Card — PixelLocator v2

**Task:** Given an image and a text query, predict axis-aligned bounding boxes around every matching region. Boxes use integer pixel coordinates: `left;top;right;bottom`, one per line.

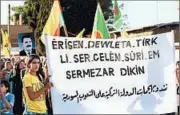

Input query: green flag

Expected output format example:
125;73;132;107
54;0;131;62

113;0;123;29
91;3;110;39
113;18;123;30
114;0;121;22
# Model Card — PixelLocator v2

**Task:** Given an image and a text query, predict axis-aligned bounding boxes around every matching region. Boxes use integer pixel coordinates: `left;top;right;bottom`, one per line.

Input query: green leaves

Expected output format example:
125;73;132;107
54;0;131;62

12;0;113;56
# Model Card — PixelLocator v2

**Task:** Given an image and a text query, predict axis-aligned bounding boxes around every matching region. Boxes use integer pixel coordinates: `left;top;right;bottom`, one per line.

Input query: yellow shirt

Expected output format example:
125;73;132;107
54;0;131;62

23;73;47;113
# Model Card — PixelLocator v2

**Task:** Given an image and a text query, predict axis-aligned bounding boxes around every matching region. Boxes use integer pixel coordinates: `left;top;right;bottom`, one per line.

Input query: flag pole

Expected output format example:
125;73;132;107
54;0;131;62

8;4;11;58
58;0;68;37
63;25;68;37
8;4;10;37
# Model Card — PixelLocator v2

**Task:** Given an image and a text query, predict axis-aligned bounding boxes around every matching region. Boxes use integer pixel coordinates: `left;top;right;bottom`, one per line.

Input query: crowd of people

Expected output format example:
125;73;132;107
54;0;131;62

0;55;53;115
0;55;179;115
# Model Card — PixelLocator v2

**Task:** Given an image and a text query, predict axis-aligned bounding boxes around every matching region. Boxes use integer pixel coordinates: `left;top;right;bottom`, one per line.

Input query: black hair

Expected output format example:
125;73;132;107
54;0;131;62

27;55;40;66
37;62;46;83
15;60;25;74
177;61;180;65
1;80;10;92
8;59;25;84
28;55;44;82
22;35;32;43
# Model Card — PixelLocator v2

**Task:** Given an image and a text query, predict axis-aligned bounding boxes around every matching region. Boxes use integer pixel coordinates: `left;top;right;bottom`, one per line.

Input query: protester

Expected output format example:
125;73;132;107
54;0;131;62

23;55;53;114
0;80;15;115
9;60;26;115
2;61;13;81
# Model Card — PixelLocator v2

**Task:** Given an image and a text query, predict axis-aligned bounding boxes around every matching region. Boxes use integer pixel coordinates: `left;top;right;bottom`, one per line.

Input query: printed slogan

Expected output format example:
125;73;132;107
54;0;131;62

45;32;177;114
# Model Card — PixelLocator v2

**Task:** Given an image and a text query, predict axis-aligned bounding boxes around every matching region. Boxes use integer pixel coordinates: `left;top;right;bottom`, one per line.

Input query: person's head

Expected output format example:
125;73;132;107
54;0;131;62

0;80;10;93
19;60;25;70
27;55;40;73
11;57;15;64
22;35;32;52
15;60;25;72
4;61;12;71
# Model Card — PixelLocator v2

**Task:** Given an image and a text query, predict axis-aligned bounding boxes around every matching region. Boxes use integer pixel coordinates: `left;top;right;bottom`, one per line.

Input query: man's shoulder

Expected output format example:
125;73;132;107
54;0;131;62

24;73;31;77
23;73;32;80
20;50;24;53
20;50;26;55
6;93;15;99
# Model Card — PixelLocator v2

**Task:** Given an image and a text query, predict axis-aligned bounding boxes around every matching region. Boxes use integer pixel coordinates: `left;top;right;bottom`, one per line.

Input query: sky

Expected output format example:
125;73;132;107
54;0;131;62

120;1;179;29
1;1;25;25
1;1;179;30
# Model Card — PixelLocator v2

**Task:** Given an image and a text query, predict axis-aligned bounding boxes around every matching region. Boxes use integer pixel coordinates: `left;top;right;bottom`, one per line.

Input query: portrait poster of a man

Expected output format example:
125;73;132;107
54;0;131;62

18;32;36;56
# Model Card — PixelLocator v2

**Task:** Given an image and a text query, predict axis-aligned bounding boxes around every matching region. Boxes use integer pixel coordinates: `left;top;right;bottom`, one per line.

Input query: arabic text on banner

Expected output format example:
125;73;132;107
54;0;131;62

45;31;176;114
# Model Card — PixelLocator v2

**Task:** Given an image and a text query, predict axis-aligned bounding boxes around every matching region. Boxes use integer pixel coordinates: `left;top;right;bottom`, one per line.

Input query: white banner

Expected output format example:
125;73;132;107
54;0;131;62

45;31;177;114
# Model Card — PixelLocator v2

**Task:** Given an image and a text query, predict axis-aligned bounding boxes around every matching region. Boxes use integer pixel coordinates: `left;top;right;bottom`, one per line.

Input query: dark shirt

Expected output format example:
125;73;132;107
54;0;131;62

19;49;36;56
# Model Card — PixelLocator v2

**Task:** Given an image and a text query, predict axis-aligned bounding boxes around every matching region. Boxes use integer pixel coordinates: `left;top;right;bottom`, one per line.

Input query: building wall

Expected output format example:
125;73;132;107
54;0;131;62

1;25;32;47
0;25;33;56
112;23;179;49
125;24;179;43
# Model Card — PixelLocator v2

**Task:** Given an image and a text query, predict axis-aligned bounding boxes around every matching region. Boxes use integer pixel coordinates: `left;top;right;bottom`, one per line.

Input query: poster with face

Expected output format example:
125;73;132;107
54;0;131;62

18;32;36;56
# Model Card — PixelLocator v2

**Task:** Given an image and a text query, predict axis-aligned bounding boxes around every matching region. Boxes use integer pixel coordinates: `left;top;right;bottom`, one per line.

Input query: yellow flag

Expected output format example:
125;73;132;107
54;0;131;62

1;29;10;57
41;0;65;44
76;28;85;38
121;31;129;38
4;31;11;48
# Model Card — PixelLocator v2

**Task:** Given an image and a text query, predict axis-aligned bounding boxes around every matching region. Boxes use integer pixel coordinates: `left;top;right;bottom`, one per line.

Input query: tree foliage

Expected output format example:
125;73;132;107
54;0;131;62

12;0;113;56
